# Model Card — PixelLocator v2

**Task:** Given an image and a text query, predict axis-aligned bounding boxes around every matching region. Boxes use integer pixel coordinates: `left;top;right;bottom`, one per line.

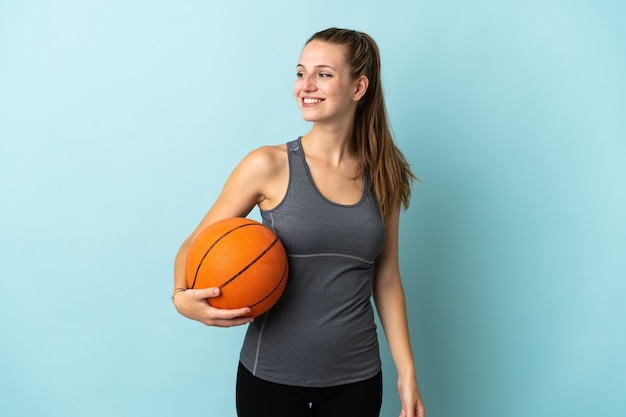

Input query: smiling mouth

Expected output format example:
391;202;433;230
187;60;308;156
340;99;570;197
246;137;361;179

303;98;324;104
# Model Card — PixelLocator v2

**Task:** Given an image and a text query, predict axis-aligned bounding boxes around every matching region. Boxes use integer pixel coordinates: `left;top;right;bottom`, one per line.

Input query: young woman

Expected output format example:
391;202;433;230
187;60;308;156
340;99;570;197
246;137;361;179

173;28;425;417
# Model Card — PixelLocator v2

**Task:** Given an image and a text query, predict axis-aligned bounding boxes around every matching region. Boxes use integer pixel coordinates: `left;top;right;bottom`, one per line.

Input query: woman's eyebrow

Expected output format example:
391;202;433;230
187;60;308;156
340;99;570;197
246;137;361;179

296;64;336;70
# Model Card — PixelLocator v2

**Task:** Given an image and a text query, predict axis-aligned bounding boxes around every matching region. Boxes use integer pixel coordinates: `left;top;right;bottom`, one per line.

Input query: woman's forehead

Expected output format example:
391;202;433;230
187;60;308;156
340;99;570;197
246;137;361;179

298;40;348;69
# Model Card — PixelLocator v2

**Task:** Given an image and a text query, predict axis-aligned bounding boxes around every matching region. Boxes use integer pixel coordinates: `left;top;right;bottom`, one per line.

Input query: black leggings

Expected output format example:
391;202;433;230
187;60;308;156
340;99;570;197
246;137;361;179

236;362;383;417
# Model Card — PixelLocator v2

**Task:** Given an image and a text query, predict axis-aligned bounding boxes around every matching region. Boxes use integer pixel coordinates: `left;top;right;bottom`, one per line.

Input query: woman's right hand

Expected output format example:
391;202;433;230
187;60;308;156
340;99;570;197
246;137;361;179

172;287;254;327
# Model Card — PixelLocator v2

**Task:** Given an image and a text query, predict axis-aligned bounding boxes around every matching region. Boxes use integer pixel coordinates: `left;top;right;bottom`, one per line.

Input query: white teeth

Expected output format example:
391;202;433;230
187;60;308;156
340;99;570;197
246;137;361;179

303;98;323;104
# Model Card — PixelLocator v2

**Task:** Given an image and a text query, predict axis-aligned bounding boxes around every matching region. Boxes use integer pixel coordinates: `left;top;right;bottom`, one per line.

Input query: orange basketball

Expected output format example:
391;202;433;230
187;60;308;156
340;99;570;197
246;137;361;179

186;217;288;317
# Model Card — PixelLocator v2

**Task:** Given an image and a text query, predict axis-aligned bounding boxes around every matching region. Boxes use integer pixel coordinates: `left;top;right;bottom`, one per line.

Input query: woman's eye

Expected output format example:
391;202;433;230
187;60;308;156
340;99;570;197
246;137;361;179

296;72;305;78
319;73;332;78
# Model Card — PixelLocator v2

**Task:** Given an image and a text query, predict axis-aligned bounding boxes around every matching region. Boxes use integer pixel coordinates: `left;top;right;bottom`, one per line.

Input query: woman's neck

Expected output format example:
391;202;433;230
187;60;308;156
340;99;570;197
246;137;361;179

301;123;356;167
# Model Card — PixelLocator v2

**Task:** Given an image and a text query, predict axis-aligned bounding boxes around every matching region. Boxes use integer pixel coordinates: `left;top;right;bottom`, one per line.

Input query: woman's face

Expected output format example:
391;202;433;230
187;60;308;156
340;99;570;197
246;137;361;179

294;40;365;124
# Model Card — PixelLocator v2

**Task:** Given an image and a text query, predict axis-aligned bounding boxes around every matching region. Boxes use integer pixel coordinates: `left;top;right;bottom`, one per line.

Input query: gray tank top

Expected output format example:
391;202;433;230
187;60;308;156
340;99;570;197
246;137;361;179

239;137;386;387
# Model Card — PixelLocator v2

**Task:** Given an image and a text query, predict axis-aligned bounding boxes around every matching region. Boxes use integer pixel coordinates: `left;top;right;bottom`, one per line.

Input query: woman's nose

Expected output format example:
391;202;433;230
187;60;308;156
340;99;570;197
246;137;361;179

301;74;317;91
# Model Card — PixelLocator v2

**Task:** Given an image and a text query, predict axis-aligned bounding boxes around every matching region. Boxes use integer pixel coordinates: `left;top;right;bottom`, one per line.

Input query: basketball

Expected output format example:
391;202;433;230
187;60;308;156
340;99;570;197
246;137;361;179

186;217;288;317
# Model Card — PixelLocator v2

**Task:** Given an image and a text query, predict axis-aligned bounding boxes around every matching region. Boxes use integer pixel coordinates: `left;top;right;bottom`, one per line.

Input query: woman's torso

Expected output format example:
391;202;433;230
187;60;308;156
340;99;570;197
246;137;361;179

239;137;386;387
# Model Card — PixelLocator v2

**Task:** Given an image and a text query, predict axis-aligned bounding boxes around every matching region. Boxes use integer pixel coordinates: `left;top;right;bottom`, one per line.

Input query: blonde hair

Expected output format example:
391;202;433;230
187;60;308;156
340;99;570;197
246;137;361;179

306;28;417;220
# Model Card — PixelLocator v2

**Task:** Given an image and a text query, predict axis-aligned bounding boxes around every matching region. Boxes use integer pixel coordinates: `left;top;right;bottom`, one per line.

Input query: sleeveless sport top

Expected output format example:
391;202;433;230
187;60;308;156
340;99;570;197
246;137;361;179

239;137;386;387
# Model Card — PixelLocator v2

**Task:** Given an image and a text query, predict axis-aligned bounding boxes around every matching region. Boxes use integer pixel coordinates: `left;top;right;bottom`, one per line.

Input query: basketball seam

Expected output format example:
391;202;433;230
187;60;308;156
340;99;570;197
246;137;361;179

249;261;288;307
190;222;256;288
218;237;279;289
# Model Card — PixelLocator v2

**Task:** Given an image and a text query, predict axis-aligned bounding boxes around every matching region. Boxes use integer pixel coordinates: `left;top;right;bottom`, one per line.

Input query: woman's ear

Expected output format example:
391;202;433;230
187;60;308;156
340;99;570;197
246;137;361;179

352;75;369;102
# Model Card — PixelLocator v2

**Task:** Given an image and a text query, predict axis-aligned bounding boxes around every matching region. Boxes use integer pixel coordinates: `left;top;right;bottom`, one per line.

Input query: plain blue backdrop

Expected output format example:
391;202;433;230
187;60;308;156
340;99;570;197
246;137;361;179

1;1;625;416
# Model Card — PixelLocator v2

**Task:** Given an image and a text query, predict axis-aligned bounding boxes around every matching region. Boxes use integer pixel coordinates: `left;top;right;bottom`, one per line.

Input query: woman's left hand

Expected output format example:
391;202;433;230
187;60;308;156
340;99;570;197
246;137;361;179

398;376;425;417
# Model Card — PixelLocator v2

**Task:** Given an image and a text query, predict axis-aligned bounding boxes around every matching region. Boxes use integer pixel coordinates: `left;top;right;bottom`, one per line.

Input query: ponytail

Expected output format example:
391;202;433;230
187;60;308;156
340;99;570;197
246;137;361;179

306;28;416;220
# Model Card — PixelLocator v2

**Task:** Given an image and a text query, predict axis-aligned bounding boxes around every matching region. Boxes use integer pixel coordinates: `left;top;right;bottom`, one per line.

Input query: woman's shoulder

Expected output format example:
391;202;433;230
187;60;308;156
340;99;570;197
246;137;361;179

248;143;288;159
238;143;288;179
237;144;289;209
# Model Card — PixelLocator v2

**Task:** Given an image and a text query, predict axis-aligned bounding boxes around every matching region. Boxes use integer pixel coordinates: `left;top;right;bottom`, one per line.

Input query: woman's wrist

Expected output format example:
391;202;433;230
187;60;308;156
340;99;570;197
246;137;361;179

171;287;187;301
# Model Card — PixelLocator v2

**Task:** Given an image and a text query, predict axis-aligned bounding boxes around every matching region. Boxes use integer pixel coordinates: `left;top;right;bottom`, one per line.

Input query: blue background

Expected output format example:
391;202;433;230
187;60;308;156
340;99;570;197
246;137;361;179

1;1;625;416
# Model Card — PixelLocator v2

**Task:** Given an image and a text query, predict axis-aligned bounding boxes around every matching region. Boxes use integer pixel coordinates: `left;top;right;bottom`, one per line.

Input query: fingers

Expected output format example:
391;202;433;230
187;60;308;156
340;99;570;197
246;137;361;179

192;287;221;299
399;399;425;417
197;288;254;327
414;394;425;417
417;402;425;417
206;316;254;328
209;305;253;320
176;287;255;327
202;306;254;327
